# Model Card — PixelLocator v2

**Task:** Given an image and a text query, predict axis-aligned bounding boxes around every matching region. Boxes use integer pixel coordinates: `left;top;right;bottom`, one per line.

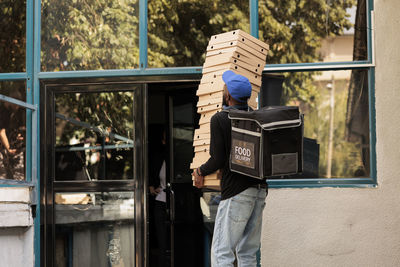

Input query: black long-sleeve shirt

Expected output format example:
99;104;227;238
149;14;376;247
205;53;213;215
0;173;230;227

199;105;268;200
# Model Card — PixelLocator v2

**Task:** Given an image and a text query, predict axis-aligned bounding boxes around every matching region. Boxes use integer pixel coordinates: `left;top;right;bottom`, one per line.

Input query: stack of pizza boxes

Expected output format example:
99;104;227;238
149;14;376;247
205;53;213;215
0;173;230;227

191;29;269;190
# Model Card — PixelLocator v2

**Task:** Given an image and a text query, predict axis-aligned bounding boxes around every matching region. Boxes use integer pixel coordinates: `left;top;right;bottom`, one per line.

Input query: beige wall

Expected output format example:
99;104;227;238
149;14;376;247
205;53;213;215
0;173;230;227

260;1;400;266
320;35;354;63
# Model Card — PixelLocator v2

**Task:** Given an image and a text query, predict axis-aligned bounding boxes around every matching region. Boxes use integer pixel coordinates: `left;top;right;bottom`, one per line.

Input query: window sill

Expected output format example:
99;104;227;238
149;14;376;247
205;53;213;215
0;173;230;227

266;177;377;189
0;203;33;228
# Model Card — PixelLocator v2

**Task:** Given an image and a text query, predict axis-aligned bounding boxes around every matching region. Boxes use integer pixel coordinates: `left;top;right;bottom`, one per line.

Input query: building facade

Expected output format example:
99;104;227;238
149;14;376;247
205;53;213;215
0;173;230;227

0;0;399;266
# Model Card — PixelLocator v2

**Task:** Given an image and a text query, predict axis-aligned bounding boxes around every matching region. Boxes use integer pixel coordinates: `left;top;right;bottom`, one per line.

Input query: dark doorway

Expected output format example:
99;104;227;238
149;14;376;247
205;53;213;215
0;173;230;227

147;82;205;267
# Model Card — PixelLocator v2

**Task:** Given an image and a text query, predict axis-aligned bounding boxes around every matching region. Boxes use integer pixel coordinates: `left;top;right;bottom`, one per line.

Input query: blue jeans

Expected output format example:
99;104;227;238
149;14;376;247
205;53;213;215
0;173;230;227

211;187;267;267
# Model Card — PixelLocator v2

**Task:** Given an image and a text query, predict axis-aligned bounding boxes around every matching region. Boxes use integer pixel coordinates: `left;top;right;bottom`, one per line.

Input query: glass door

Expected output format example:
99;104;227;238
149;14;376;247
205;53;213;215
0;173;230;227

147;83;204;267
168;88;204;267
41;83;146;267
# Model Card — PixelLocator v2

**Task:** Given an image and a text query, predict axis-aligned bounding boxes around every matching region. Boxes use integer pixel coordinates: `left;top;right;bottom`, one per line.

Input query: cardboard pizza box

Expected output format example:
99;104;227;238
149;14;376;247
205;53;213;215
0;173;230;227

231;57;263;75
197;79;225;95
231;51;265;70
208;35;268;56
248;99;258;110
192;170;221;181
252;84;261;93
194;144;209;153
206;46;266;67
199;110;221;125
203;54;263;75
195;123;211;134
190;161;201;169
248;90;259;110
197;92;223;103
192;171;221;190
200;73;222;84
206;41;266;61
193;137;211;147
201;68;261;87
190;154;209;169
203;178;221;187
249;102;258;110
197;103;223;113
206;40;267;59
190;151;210;169
194;132;211;141
202;62;260;77
197;96;223;107
204;50;265;71
235;30;270;50
209;29;270;52
193;150;210;163
203;51;236;67
227;65;262;85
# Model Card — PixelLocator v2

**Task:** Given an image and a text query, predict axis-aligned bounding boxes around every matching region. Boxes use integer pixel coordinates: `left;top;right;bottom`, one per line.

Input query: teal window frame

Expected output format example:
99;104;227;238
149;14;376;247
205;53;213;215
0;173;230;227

35;0;377;189
0;0;38;190
1;0;373;189
0;0;372;266
0;2;40;267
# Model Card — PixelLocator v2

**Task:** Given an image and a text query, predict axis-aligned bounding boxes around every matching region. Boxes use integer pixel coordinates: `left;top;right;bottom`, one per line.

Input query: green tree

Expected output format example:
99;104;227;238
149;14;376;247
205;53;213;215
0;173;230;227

259;0;355;64
0;0;26;73
41;0;139;71
259;0;355;103
41;0;355;74
148;0;250;67
39;0;363;178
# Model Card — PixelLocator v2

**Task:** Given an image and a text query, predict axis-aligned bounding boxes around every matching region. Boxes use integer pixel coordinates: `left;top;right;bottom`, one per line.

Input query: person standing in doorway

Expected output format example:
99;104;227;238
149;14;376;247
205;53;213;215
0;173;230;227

0;91;25;180
193;70;268;266
149;128;169;267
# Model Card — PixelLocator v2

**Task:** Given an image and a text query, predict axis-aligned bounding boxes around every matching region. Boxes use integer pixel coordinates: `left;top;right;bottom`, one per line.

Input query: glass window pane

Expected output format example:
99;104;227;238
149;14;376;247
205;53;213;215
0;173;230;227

55;91;134;180
0;81;27;180
148;0;250;67
172;91;197;183
55;192;135;267
41;0;139;71
262;69;370;178
0;81;26;101
259;0;368;64
0;0;26;72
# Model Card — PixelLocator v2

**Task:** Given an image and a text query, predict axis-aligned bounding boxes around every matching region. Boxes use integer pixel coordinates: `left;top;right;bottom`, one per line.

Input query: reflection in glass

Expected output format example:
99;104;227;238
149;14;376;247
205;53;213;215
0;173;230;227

41;0;139;71
263;69;370;178
259;0;367;64
0;81;26;101
172;92;198;183
55;91;134;180
55;192;135;267
0;81;26;180
148;0;250;67
0;0;26;72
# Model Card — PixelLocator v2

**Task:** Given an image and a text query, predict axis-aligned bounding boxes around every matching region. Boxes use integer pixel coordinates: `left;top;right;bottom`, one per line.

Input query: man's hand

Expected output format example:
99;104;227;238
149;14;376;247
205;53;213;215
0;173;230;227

6;148;17;155
192;168;204;189
149;186;161;196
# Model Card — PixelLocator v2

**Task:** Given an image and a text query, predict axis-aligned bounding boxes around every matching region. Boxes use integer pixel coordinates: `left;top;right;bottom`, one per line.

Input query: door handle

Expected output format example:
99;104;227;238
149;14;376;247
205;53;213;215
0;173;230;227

167;183;175;222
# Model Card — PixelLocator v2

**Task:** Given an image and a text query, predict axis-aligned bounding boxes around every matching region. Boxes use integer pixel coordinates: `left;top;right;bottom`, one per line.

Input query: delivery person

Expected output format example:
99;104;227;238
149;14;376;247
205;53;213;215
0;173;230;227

193;70;268;266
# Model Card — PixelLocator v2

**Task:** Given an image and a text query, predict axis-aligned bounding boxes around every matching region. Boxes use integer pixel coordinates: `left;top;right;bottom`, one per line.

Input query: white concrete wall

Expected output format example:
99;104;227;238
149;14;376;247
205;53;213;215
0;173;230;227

0;227;34;267
260;1;400;266
0;188;34;267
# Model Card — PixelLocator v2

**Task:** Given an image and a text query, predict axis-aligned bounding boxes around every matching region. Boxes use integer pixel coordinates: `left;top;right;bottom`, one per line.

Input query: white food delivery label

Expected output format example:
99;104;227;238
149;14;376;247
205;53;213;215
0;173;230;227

231;139;255;169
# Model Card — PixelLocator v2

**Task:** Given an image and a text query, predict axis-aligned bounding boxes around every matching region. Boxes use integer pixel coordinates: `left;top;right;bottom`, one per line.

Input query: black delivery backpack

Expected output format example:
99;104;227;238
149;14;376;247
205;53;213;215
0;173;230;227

228;106;304;179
